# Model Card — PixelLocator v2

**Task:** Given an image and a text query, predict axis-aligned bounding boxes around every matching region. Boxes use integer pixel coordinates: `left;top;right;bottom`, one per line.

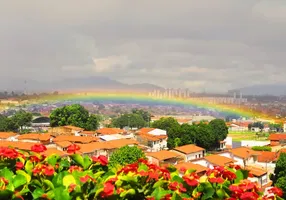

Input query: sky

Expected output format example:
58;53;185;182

1;0;286;93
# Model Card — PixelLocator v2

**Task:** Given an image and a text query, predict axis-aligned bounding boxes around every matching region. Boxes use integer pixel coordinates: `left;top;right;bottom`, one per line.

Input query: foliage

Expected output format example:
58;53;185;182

131;109;152;123
269;123;283;132
109;146;146;167
111;113;146;129
248;122;264;131
208;119;228;148
271;153;286;199
251;146;272;152
50;104;100;130
0;115;18;132
0;145;283;200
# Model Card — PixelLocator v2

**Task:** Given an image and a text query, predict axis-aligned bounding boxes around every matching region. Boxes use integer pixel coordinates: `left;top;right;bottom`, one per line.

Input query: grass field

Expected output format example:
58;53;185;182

228;131;269;142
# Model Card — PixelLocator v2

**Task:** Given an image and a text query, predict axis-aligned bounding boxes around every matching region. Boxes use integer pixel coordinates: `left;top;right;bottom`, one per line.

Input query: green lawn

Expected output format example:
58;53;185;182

228;131;269;142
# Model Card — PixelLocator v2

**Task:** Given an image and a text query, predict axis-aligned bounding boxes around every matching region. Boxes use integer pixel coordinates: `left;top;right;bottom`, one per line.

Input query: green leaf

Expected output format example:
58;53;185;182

54;187;71;200
0;167;14;181
216;188;225;199
171;192;182;200
151;188;172;200
138;163;148;172
16;170;31;183
32;188;44;199
12;174;27;189
47;154;60;166
52;171;68;187
24;160;33;175
119;174;137;183
63;175;77;188
0;190;13;199
59;159;70;170
82;155;92;170
172;175;183;183
119;189;136;198
70;154;84;167
234;170;244;183
201;182;215;200
43;179;55;190
153;180;167;188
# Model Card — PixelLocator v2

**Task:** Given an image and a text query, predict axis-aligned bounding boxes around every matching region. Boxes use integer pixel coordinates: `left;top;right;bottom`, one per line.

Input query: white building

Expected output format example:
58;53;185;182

171;144;205;162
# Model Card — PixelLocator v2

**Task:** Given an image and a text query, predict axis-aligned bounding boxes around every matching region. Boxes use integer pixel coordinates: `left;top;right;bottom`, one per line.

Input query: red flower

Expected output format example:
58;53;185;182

101;182;114;198
183;173;199;187
162;194;172;200
98;155;108;166
43;165;55;176
68;184;77;193
138;158;148;164
0;147;18;159
222;170;236;180
30;156;41;163
240;192;259;200
117;188;124;194
147;171;159;182
268;187;283;197
169;182;178;191
80;175;90;183
67;144;80;154
179;167;187;174
16;162;24;170
209;177;224;184
31;144;47;153
69;165;83;173
179;183;187;193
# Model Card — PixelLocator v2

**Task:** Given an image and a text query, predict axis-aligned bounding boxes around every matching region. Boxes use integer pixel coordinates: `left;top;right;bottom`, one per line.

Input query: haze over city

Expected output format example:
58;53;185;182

1;0;286;94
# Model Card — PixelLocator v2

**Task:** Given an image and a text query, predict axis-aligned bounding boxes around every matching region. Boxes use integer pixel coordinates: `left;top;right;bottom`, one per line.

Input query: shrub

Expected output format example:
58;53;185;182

0;144;283;200
251;146;272;152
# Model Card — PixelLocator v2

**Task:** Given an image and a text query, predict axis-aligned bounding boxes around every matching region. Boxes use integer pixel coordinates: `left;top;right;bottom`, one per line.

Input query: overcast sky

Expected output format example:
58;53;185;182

1;0;286;92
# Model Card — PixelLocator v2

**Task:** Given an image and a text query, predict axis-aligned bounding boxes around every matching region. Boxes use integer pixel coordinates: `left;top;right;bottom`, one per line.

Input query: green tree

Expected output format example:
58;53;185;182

50;104;99;130
179;123;196;146
269;123;283;132
271;153;286;199
0;115;18;132
209;119;228;149
11;110;33;132
109;146;146;167
132;109;151;124
112;113;146;129
193;123;216;151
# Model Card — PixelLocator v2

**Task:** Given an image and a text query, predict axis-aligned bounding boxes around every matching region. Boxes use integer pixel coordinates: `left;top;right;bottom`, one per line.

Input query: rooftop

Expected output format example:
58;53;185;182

257;151;278;163
63;125;84;131
245;166;267;177
204;154;236;166
53;135;98;144
0;132;17;139
147;150;181;161
17;133;51;141
174;144;205;154
269;133;286;141
230;147;260;159
96;128;124;135
175;162;208;174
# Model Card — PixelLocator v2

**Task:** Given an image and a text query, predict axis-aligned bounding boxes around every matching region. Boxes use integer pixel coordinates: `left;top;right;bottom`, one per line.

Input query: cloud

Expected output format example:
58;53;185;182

0;0;286;92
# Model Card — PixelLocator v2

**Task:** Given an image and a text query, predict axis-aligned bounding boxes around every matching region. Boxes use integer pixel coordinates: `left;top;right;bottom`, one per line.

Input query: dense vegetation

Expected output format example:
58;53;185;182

0;144;283;200
0;110;32;133
151;117;228;151
251;146;272;152
271;153;286;199
50;104;100;130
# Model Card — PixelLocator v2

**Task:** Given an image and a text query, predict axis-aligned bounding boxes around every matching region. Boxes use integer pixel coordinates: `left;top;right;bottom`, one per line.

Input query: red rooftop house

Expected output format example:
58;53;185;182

269;133;286;146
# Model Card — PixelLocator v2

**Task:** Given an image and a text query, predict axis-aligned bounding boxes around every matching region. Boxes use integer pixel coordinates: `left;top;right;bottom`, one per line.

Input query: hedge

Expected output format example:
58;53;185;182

0;144;283;200
251;146;272;152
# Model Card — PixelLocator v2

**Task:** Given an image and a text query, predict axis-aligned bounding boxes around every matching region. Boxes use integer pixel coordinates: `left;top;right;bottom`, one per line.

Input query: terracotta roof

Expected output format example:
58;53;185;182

63;125;84;131
96;128;124;135
53;136;98;144
44;148;67;157
81;131;96;135
137;132;167;142
174;144;205;154
54;141;72;148
204;154;236;166
107;139;139;149
0;141;35;150
147;150;181;161
269;133;286;141
230;147;260;159
257;151;278;162
175;162;208;174
245;166;267;177
219;141;226;144
17;133;51;141
0;132;17;139
138;128;156;134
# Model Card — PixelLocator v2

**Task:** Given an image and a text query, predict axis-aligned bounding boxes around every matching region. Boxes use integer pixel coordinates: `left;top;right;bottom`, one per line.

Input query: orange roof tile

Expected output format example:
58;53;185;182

138;128;156;134
53;136;98;144
54;141;72;148
81;131;96;135
107;139;139;149
63;125;84;131
44;148;67;157
204;154;236;166
147;150;181;161
0;132;17;139
0;141;35;151
269;134;286;141
78;142;113;153
230;147;260;159
137;132;167;142
174;144;205;155
257;151;278;162
245;166;267;177
17;133;51;141
96;128;124;135
175;162;208;174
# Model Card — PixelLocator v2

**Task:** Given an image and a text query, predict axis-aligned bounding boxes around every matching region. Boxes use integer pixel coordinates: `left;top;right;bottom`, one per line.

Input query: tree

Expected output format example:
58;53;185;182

269;123;283;132
50;104;100;130
11;110;33;132
0;115;18;132
249;122;264;131
132;109;151;124
209;119;228;148
271;153;286;199
112;113;146;129
193;123;216;151
109;146;146;167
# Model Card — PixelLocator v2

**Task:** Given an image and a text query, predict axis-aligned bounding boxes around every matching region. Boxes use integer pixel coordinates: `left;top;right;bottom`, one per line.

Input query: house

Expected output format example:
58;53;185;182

54;141;73;151
228;147;260;167
0;132;17;141
255;151;278;170
174;162;208;176
49;126;84;136
52;135;98;144
172;144;205;162
80;131;97;137
269;133;286;146
0;141;35;151
218;141;226;150
136;128;168;152
99;133;134;142
192;154;236;169
96;128;125;135
146;150;183;166
16;133;51;144
228;122;250;132
246;166;268;186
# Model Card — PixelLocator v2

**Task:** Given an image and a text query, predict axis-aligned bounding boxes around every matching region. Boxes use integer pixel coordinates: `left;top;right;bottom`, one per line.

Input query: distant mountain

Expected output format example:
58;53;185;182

0;76;165;93
230;84;286;96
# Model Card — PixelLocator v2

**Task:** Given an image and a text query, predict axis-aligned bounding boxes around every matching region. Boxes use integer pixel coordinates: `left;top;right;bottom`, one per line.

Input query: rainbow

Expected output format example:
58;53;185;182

10;91;274;120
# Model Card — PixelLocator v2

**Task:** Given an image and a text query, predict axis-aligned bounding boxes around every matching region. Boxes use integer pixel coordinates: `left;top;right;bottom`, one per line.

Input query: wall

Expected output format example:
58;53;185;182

151;139;167;152
241;140;270;147
186;151;204;161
